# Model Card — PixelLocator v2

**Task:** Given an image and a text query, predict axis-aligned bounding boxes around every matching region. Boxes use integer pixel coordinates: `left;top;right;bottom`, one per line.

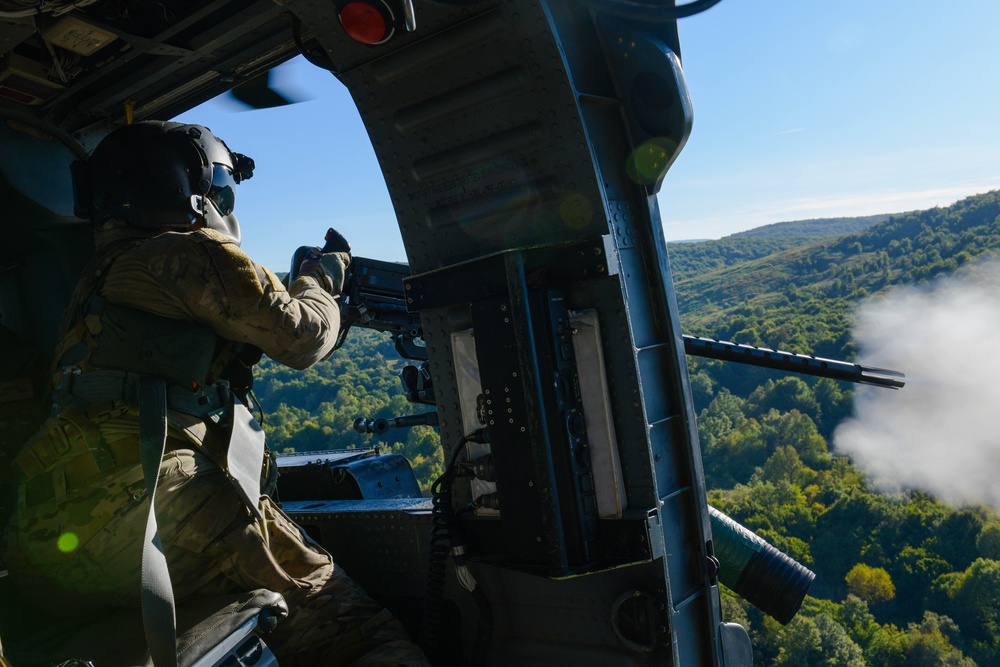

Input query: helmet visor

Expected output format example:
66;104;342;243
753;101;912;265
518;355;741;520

208;164;237;216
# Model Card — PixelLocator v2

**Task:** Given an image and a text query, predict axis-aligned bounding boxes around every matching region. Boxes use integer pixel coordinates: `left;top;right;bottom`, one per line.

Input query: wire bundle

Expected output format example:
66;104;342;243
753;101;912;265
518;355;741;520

0;0;100;19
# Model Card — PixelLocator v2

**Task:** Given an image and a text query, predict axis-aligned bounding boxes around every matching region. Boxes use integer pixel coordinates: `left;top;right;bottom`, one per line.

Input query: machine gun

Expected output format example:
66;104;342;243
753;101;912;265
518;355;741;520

290;231;434;439
300;234;905;392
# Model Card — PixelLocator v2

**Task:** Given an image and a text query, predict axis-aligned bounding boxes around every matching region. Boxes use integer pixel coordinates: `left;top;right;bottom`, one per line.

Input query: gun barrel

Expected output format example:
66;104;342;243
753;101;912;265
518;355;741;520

682;335;905;389
353;412;440;435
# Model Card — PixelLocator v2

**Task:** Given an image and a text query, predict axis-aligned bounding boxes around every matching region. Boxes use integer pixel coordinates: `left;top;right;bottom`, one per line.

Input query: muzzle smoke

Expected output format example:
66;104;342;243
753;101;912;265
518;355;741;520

833;254;1000;508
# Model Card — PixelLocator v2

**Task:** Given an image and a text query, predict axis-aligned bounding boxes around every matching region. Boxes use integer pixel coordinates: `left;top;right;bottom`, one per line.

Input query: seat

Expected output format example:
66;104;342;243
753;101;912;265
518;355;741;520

2;587;287;667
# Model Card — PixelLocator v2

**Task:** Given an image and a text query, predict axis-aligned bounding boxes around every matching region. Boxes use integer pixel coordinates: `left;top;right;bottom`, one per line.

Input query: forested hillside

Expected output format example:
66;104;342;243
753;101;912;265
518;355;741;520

254;329;443;491
730;213;893;239
255;189;1000;665
673;189;1000;665
668;213;891;282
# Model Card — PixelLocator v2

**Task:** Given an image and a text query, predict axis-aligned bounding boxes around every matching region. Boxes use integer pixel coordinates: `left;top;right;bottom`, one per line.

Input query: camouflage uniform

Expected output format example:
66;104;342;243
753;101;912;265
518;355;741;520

1;223;428;666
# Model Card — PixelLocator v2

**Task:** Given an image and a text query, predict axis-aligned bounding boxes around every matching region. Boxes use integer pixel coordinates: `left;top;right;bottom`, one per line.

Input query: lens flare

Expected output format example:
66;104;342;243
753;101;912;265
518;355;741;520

626;137;677;186
560;193;593;229
57;532;79;553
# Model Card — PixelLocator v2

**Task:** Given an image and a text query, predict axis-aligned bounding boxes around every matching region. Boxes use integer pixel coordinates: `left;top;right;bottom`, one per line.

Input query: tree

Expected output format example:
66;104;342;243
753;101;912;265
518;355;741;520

934;557;1000;663
254;328;443;491
748;377;822;429
758;409;829;469
812;378;853;440
903;612;976;667
715;480;816;543
689;367;716;412
813;614;866;667
838;594;882;651
887;545;951;623
865;622;908;666
812;490;890;595
772;613;864;666
978;520;1000;560
698;390;766;488
845;563;896;605
931;508;987;572
760;446;805;485
774;616;821;666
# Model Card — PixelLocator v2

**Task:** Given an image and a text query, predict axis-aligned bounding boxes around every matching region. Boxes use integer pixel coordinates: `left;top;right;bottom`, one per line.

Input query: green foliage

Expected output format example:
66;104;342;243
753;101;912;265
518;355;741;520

976;521;1000;560
932;558;1000;664
680;191;1000;663
838;595;886;652
730;214;893;240
845;564;896;605
676;190;1000;371
902;612;976;667
667;236;822;283
254;328;443;493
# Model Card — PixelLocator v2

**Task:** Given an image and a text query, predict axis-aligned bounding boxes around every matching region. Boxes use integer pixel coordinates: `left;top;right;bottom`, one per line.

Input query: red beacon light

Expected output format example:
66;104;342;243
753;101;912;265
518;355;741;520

339;0;396;45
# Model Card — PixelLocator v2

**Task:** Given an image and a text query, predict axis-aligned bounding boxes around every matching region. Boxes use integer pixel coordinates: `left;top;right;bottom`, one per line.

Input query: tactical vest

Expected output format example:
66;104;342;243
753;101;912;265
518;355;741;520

54;239;222;389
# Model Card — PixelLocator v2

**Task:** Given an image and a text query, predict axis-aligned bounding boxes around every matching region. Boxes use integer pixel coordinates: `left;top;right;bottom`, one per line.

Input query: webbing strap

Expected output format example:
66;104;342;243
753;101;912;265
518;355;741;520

226;401;266;521
138;374;178;667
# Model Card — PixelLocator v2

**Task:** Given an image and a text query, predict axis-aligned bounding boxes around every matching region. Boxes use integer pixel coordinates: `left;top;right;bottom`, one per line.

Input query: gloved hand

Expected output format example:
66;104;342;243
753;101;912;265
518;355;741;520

298;248;351;295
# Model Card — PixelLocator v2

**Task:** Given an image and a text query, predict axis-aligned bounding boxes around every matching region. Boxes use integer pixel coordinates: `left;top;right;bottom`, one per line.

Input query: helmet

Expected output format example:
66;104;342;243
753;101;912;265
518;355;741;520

76;121;255;245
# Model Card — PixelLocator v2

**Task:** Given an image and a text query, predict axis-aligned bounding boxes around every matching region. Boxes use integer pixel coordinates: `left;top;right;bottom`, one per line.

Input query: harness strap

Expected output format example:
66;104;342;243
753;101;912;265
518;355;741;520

138;374;178;667
225;401;266;521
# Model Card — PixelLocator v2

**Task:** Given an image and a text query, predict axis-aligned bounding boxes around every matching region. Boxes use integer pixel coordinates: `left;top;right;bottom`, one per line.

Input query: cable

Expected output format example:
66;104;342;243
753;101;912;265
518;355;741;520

0;0;38;17
333;319;352;352
470;584;493;667
248;389;265;427
0;0;99;18
422;429;495;663
422;436;467;662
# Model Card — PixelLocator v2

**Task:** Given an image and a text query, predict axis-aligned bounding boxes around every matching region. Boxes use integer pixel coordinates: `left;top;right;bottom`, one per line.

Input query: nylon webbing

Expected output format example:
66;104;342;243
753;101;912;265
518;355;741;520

138;374;178;667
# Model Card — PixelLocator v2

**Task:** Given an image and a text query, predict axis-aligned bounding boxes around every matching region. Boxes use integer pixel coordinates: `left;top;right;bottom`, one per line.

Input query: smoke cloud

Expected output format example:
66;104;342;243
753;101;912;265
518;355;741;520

833;254;1000;509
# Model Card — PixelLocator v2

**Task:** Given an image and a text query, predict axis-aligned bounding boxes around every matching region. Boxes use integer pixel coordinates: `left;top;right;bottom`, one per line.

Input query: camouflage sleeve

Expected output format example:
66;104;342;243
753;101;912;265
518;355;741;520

100;229;340;370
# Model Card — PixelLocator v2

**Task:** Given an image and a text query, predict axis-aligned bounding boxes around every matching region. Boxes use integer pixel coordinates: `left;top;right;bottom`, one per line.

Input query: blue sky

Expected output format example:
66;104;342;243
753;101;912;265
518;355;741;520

178;0;1000;271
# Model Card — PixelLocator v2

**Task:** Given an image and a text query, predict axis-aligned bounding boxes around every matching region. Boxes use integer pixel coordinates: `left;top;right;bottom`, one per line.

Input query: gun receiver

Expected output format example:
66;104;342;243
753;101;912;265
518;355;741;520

683;335;905;389
289;230;425;359
340;256;425;360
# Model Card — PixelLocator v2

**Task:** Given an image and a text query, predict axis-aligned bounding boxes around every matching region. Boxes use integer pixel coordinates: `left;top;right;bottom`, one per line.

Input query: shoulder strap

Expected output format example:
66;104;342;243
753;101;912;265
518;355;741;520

54;238;144;373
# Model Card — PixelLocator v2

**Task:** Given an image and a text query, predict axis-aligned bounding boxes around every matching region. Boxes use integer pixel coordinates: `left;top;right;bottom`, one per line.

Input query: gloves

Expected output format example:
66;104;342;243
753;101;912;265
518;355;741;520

298;248;351;295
